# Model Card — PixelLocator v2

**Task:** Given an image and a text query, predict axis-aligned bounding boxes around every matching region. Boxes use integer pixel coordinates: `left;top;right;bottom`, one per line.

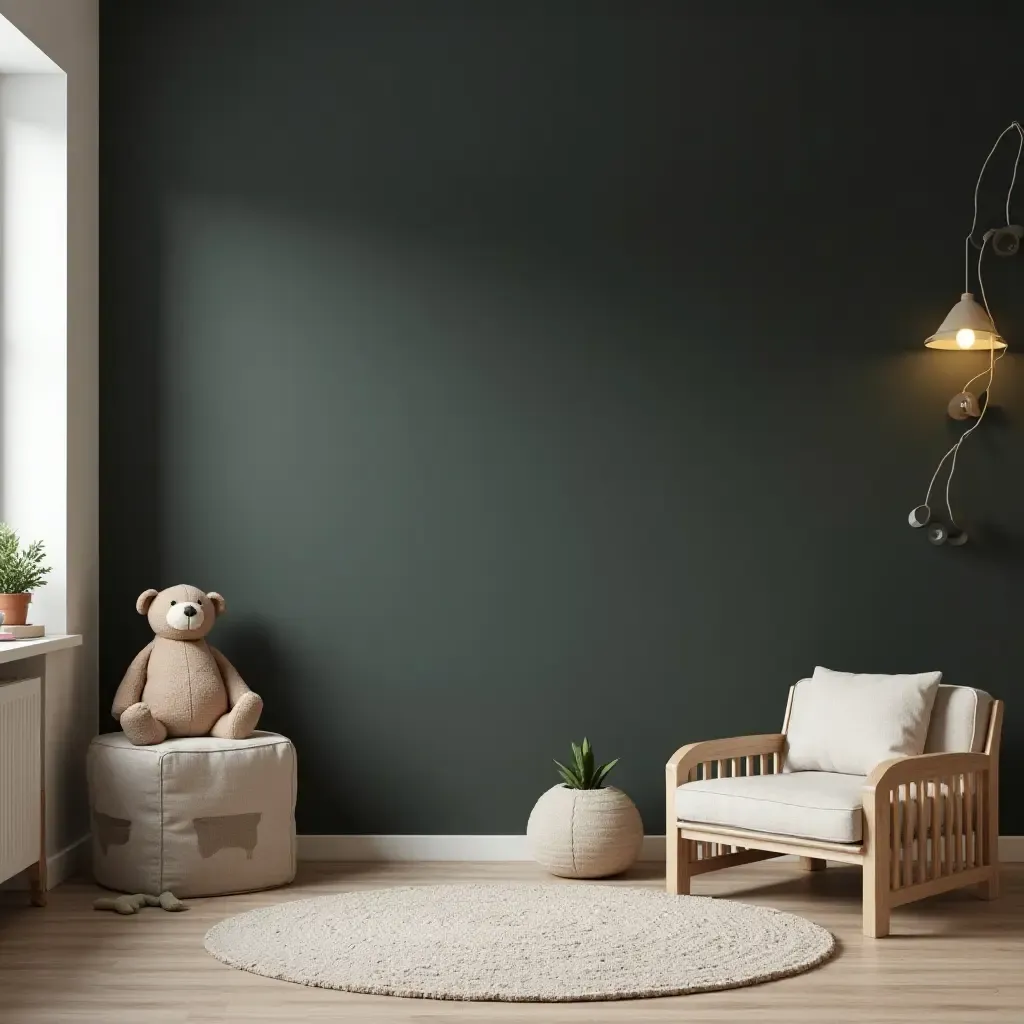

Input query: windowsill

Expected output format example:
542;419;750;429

0;633;82;665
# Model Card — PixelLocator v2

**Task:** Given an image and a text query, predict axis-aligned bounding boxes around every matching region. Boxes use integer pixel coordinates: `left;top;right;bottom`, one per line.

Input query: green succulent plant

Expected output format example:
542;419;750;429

553;737;620;790
0;524;51;594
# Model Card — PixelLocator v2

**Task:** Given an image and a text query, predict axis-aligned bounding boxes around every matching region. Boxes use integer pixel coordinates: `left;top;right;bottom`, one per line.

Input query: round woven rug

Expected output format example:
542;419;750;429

204;884;835;1002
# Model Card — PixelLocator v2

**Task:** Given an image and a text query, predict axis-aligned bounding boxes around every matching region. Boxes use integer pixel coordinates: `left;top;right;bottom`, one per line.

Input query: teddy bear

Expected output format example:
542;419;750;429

111;585;263;746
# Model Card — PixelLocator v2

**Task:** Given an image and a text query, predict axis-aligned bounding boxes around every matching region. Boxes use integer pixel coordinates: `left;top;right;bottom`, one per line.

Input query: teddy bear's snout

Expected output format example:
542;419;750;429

165;600;205;632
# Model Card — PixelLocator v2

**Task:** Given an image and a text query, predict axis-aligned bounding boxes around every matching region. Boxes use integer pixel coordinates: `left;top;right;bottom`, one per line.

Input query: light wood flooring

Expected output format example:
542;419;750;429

1;860;1021;1022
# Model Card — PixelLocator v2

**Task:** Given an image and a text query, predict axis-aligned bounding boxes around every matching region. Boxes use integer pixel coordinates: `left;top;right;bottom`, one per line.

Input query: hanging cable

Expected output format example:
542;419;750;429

923;234;1003;528
944;344;994;527
920;118;1023;530
1006;122;1024;223
962;120;1023;292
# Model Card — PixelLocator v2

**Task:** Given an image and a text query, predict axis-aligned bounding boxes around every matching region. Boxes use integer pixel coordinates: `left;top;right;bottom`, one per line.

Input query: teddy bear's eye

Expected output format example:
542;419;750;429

170;600;177;606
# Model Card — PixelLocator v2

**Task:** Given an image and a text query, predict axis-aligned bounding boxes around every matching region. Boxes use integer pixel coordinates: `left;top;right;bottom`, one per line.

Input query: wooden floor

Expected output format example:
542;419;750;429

1;860;1021;1022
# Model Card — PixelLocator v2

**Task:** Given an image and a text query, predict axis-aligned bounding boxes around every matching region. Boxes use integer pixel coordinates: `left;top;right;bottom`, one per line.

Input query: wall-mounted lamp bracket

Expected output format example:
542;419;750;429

947;390;982;420
972;224;1023;255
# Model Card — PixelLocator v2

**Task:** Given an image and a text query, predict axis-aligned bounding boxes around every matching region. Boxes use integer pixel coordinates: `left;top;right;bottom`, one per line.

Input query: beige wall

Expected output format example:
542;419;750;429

0;0;97;861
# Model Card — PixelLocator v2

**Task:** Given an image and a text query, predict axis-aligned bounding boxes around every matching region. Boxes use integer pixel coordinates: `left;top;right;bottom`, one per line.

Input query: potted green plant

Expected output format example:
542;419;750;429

526;737;643;879
0;524;51;626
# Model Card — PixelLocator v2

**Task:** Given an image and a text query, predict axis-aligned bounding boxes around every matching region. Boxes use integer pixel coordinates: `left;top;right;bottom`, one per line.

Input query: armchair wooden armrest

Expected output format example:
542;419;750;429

861;749;998;937
666;734;786;787
864;751;991;793
665;733;786;897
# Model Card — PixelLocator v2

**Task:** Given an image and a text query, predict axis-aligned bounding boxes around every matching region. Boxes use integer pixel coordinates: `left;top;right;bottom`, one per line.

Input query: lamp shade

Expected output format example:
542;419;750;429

924;292;1006;350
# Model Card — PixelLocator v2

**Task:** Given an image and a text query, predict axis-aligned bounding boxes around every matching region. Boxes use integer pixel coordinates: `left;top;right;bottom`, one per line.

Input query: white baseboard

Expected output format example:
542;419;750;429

298;835;669;862
299;835;536;862
299;834;1024;863
0;834;90;892
48;835;90;887
1000;835;1024;861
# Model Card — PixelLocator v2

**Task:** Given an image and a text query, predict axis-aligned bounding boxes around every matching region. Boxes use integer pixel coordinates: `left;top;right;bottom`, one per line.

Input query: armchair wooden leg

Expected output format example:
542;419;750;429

863;855;890;938
666;828;691;895
979;867;1000;900
979;766;999;900
863;786;891;938
799;857;827;872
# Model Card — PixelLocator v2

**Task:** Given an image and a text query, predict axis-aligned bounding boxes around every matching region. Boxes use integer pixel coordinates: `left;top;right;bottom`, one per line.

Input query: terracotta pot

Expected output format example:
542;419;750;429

527;784;643;879
0;592;32;626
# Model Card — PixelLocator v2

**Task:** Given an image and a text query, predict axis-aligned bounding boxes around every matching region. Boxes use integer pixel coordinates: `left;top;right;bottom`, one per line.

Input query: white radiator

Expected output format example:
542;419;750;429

0;677;41;884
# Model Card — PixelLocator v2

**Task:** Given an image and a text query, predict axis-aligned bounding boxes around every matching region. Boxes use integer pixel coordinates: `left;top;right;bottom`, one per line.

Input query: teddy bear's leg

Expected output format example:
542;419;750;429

210;692;263;739
119;702;168;745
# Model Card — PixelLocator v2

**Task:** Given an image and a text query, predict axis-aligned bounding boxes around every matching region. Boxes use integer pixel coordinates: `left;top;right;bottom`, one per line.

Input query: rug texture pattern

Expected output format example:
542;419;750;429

204;884;835;1001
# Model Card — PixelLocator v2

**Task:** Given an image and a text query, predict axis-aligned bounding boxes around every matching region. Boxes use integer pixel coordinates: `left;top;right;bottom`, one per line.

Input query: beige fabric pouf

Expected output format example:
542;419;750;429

88;731;296;897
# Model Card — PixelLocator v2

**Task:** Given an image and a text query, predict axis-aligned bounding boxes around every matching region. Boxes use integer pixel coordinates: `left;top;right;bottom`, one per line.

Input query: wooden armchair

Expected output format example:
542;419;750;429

666;684;1003;937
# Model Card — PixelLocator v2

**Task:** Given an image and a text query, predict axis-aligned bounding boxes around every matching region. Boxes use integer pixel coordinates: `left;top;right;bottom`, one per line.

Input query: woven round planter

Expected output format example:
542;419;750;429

526;785;643;879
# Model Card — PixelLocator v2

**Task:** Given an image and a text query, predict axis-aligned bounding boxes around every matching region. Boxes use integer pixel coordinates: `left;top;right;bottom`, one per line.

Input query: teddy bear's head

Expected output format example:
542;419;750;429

135;584;226;640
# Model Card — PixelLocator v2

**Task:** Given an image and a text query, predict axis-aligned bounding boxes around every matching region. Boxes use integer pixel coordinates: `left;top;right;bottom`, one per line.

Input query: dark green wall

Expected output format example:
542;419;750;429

100;3;1024;834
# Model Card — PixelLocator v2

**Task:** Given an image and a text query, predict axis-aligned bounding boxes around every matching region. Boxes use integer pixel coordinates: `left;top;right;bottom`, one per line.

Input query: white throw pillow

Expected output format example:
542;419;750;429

784;666;941;776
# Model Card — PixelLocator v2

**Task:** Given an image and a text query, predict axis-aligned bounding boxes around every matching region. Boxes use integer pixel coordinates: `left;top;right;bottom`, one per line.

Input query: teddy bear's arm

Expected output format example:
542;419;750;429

111;640;155;719
209;645;252;705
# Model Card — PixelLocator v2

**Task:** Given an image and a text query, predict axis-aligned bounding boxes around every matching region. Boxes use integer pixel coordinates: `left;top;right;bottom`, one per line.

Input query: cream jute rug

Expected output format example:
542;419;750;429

205;884;835;1001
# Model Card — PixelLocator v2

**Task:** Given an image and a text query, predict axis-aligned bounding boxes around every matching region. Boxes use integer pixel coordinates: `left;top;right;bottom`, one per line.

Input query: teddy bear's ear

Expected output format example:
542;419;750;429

136;589;159;615
206;592;226;615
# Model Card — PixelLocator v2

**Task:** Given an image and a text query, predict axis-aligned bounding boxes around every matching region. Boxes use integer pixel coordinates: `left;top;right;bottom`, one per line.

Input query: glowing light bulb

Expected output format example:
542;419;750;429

956;328;976;349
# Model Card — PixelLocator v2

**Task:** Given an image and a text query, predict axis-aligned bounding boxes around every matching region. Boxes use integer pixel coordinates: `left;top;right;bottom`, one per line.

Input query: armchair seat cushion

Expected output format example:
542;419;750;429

675;771;866;844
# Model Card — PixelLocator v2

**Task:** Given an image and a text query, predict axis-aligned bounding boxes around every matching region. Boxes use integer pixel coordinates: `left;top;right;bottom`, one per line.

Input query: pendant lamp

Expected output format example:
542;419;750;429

924;292;1006;350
